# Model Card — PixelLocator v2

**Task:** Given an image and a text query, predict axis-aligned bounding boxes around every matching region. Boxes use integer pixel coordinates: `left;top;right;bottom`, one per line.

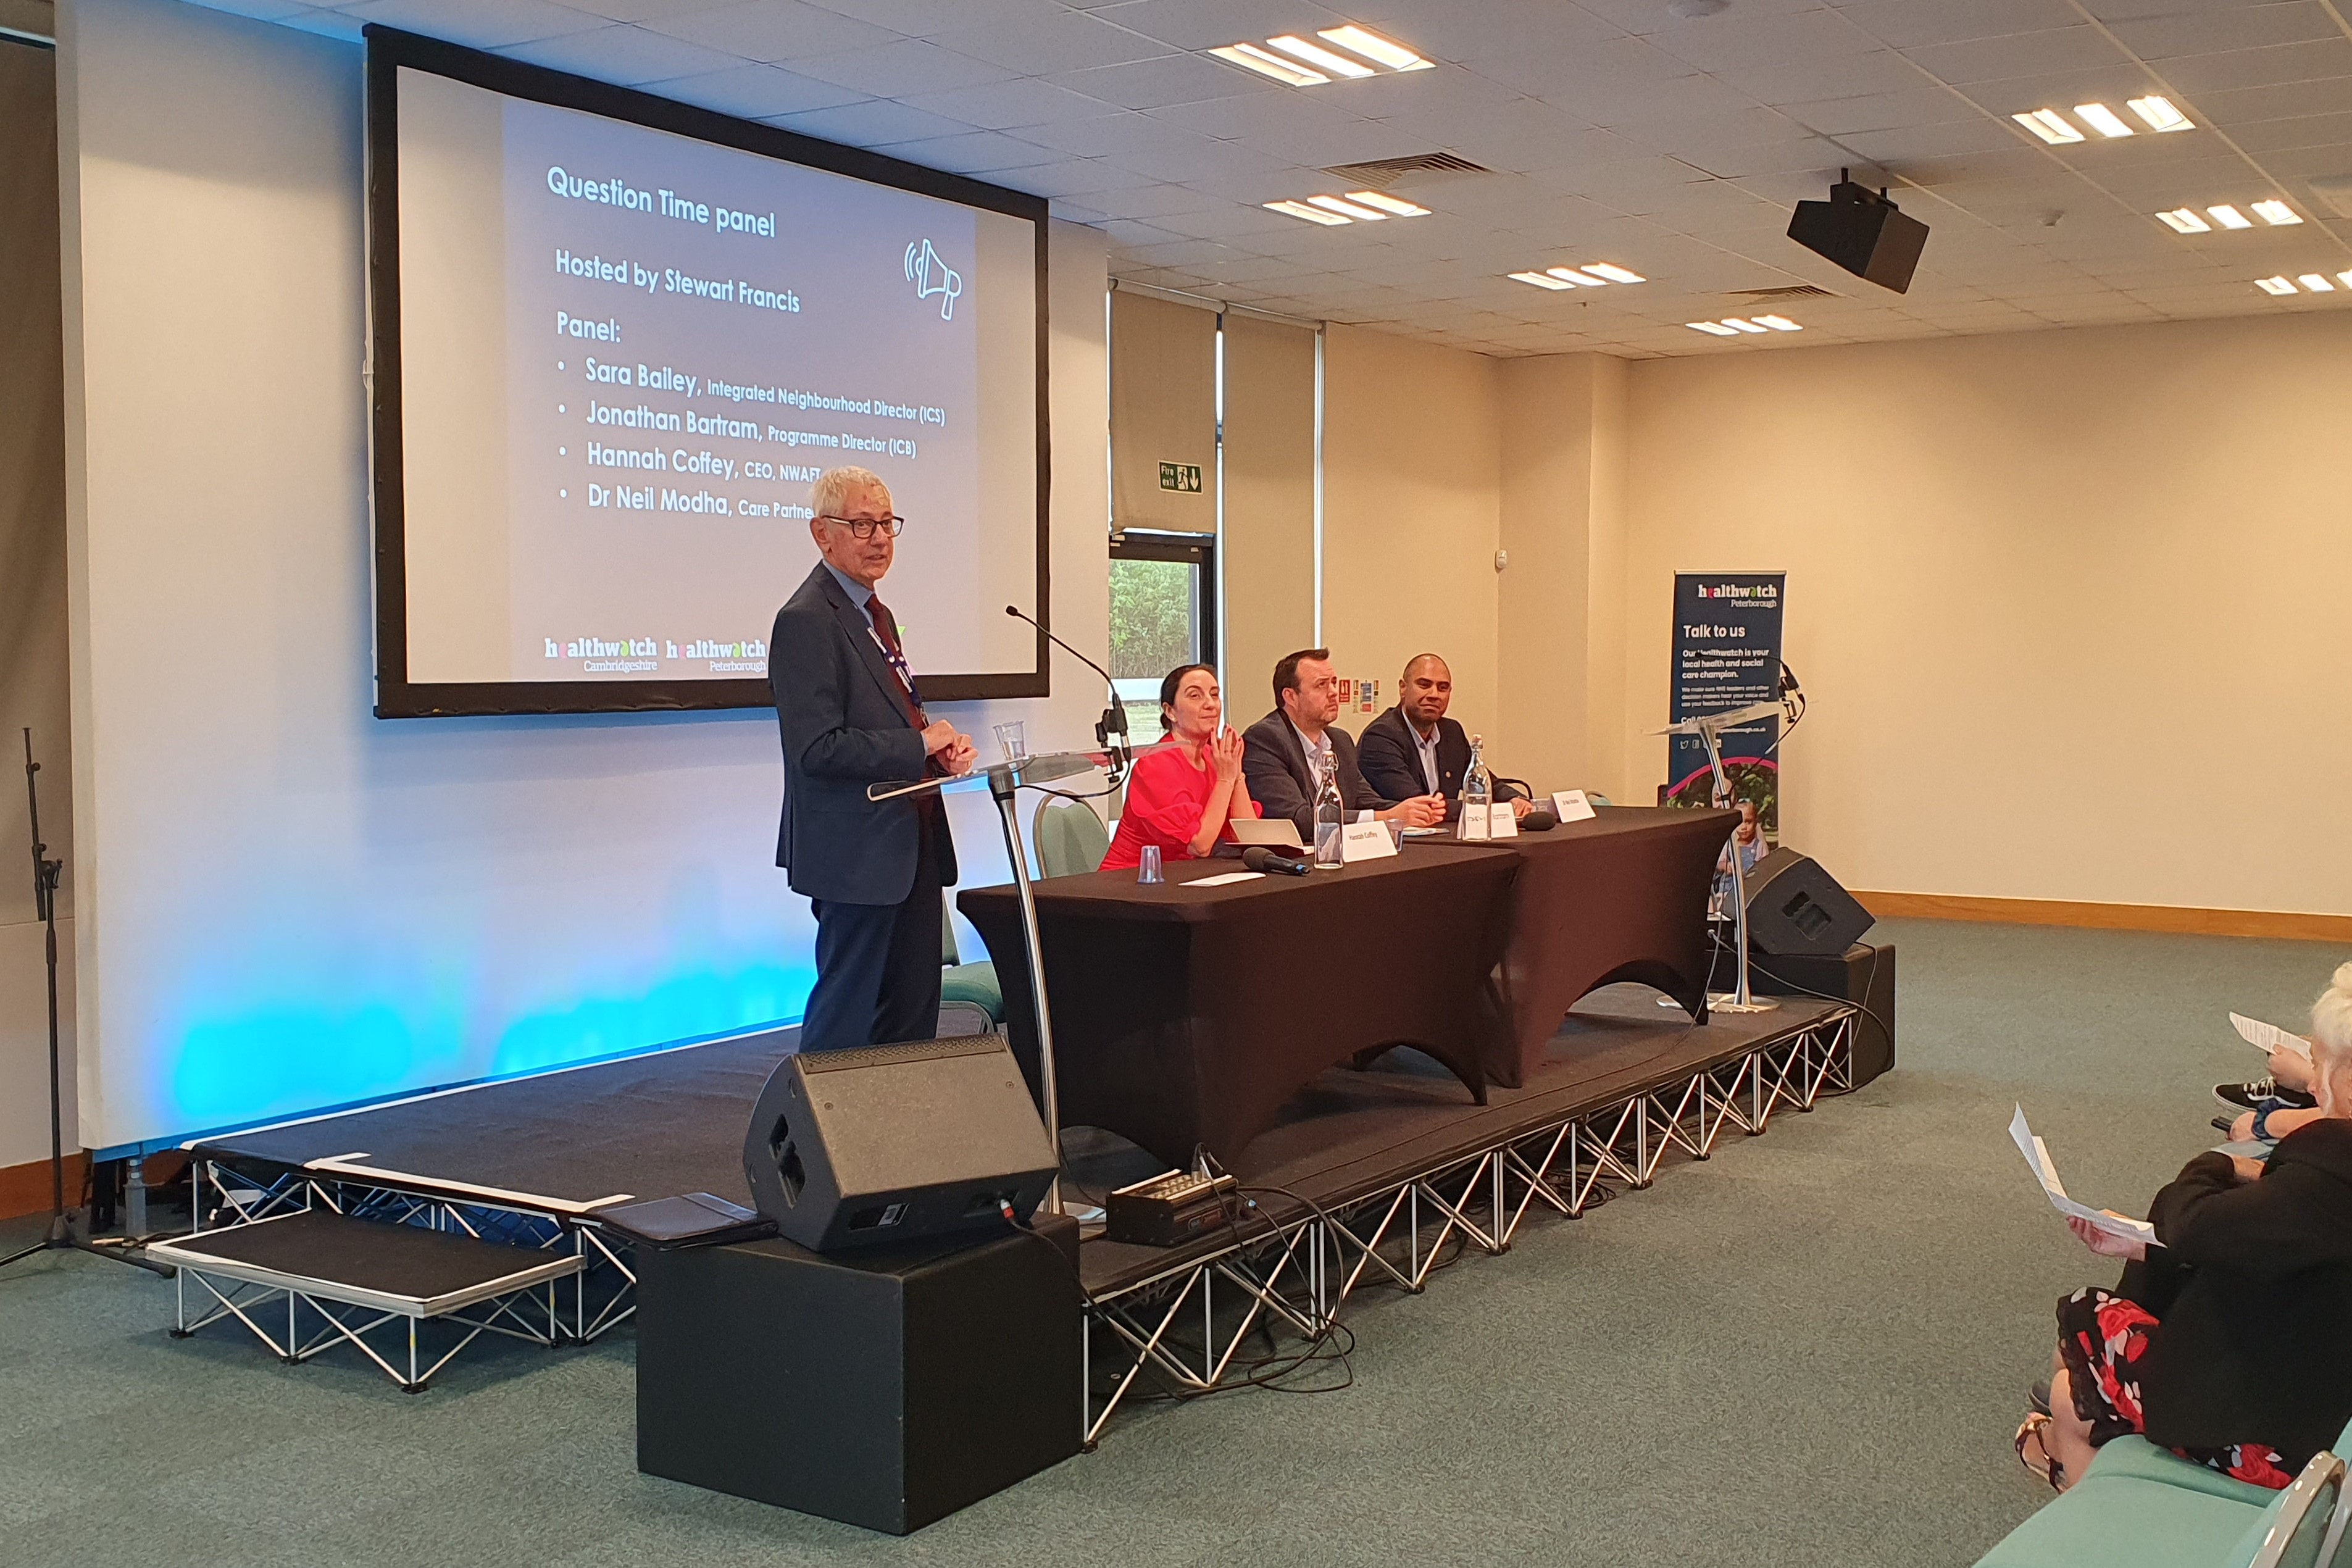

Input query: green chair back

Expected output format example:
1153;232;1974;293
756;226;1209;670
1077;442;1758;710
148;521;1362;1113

2241;1451;2342;1568
1033;797;1109;878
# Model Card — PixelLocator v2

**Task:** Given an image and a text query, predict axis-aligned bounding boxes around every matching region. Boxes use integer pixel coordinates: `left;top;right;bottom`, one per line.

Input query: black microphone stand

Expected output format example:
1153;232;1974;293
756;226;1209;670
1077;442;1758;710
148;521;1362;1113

2;730;169;1278
1004;606;1132;784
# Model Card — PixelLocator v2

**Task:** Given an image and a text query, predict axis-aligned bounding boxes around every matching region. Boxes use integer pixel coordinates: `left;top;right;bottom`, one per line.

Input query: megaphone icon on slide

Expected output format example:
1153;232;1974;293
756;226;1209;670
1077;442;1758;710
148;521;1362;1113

904;238;963;321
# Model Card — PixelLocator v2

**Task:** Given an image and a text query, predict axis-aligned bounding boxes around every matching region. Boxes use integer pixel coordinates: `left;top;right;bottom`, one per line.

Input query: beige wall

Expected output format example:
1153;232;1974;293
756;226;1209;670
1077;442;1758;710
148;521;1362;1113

1498;352;1628;798
1319;323;1503;743
1616;311;2352;916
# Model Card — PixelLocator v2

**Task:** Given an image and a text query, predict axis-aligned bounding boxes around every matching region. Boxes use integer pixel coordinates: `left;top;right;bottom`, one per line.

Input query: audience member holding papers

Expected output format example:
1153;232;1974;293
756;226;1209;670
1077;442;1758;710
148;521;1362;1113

1099;664;1261;873
1242;649;1443;838
2215;1035;2321;1146
1357;653;1530;824
2014;962;2352;1495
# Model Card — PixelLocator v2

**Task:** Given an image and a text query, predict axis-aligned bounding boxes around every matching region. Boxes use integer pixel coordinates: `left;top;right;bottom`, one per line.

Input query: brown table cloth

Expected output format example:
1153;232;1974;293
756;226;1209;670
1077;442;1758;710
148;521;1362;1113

958;844;1517;1167
1465;805;1734;1087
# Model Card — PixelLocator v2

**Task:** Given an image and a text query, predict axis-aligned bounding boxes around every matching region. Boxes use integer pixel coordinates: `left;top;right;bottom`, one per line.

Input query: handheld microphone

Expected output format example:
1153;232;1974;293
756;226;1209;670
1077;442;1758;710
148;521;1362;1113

1005;604;1131;769
1241;846;1312;878
1520;809;1559;832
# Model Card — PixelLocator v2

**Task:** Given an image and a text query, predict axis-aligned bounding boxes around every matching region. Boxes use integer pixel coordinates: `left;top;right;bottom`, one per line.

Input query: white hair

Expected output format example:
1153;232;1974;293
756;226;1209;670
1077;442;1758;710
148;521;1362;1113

811;465;890;519
2308;963;2352;1115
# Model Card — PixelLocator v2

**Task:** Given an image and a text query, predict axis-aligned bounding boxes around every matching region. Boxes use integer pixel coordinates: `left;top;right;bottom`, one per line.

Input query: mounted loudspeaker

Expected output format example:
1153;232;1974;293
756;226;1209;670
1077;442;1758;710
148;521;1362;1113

1788;172;1928;293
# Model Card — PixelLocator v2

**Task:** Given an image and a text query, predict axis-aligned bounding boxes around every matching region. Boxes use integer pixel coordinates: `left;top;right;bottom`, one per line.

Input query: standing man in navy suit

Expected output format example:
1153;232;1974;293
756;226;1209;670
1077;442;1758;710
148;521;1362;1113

770;465;977;1053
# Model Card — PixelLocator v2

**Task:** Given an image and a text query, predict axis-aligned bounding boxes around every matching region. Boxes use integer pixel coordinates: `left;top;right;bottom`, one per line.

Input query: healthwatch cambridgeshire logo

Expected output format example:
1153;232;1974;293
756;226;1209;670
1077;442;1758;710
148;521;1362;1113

904;238;963;320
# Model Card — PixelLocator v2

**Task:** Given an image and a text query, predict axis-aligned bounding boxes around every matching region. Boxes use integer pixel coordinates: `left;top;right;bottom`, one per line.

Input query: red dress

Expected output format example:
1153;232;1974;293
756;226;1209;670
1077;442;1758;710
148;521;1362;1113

1100;742;1261;870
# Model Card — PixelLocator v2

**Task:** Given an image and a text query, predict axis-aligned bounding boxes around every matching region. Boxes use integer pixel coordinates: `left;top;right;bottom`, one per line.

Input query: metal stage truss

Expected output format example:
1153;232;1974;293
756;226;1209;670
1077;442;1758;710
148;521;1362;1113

1080;1007;1854;1446
186;1160;638;1353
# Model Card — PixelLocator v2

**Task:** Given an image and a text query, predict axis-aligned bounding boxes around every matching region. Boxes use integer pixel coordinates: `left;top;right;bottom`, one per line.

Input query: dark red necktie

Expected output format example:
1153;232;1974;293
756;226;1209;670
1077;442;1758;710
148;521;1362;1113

865;597;925;726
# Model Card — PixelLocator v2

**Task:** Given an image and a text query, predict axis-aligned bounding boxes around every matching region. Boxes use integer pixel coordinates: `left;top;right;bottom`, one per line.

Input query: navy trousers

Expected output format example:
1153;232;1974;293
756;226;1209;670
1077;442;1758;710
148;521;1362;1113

798;804;946;1053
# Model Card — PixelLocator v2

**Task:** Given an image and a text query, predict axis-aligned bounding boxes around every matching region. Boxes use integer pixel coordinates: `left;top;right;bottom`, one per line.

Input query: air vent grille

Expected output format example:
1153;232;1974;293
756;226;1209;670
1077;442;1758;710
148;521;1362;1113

1322;152;1491;185
1727;284;1837;299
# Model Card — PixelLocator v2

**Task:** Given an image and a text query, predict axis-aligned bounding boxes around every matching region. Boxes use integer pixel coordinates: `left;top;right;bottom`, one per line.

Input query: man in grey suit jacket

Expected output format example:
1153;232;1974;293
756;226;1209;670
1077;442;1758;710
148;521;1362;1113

770;466;975;1053
1241;648;1445;839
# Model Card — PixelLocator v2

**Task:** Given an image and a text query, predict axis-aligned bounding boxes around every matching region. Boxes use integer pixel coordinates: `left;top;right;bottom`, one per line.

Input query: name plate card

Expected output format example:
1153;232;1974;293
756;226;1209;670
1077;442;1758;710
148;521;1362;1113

1339;820;1398;862
1484;803;1517;838
1551;790;1597;823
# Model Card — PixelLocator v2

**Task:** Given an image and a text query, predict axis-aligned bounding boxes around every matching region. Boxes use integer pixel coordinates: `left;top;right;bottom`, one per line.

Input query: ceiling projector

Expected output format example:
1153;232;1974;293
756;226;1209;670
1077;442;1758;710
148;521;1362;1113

1788;171;1929;293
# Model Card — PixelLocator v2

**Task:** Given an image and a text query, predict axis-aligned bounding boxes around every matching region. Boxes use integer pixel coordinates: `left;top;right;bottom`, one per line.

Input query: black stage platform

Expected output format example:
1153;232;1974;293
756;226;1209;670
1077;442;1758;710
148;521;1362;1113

190;990;1848;1302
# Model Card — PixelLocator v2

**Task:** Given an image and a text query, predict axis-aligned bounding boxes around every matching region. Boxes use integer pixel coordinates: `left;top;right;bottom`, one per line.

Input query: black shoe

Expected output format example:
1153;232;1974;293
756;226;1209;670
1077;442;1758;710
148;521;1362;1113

2216;1079;2316;1112
2029;1378;2051;1417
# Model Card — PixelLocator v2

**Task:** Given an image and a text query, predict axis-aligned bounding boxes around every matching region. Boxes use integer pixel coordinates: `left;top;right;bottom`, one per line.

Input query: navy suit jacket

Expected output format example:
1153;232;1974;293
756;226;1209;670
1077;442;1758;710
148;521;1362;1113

769;563;957;905
1239;709;1387;838
1357;706;1467;809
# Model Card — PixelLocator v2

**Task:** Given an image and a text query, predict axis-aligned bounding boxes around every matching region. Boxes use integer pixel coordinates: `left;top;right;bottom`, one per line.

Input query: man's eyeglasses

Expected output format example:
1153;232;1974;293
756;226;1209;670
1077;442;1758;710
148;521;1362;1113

819;514;906;539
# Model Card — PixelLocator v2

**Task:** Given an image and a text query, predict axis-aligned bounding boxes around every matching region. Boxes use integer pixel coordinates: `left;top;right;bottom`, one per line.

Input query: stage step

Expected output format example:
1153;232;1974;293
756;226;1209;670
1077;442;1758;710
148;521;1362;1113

149;1208;582;1390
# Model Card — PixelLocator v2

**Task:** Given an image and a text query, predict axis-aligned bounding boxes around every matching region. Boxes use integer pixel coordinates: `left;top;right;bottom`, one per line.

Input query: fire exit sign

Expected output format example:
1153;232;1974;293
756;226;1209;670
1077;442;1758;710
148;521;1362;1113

1157;461;1203;493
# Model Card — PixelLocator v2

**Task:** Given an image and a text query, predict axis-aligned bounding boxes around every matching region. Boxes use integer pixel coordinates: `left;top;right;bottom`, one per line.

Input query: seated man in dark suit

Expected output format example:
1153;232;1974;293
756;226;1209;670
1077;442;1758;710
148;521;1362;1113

1358;653;1531;823
1241;648;1444;838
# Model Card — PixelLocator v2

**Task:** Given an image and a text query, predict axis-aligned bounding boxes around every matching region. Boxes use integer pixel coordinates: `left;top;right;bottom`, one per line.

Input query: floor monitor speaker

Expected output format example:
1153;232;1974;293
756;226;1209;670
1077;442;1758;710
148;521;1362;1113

1743;846;1873;957
743;1035;1057;1253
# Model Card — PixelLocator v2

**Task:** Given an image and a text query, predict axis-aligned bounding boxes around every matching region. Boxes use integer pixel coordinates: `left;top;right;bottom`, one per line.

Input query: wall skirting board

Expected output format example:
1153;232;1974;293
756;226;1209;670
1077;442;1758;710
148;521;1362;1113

1856;893;2352;945
0;1152;86;1222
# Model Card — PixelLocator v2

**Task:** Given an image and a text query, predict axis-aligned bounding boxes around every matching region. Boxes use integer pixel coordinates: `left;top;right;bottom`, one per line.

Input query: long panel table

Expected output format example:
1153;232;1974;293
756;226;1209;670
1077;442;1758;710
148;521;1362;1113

959;805;1733;1166
959;843;1517;1167
1464;806;1738;1086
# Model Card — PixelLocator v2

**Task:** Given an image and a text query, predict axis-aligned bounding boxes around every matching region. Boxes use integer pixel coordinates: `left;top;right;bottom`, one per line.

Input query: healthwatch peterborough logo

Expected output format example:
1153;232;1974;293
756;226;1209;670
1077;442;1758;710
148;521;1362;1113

904;238;962;320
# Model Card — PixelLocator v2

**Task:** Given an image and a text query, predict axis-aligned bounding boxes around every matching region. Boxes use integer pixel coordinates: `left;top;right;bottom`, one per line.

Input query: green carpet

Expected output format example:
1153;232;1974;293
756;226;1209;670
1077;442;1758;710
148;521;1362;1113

1;919;2340;1566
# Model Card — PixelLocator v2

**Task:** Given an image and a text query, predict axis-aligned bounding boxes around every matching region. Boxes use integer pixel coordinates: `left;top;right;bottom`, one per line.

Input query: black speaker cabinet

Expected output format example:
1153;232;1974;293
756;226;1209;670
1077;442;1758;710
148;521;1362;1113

1743;847;1874;957
1743;941;1896;1089
637;1220;1082;1533
743;1036;1057;1252
1787;178;1929;292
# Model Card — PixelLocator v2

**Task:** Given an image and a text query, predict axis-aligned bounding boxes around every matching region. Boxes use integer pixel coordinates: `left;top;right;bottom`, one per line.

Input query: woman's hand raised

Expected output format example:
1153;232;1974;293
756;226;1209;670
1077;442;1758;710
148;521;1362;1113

1210;725;1245;783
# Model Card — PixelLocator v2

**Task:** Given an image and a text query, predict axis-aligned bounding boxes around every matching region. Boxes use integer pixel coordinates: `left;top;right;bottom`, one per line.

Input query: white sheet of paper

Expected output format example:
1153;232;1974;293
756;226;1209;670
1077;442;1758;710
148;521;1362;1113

2008;1105;2159;1245
2231;1012;2312;1062
1185;870;1264;888
1340;820;1398;862
1485;803;1517;838
1551;790;1597;823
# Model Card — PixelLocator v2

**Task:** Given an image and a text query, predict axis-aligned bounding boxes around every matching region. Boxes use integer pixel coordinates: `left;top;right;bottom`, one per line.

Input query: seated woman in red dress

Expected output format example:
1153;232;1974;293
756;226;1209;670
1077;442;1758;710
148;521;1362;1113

1099;662;1261;872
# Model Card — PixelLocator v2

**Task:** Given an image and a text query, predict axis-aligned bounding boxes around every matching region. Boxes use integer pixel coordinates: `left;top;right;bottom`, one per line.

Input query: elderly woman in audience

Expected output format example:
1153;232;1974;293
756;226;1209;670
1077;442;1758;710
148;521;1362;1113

2017;962;2352;1492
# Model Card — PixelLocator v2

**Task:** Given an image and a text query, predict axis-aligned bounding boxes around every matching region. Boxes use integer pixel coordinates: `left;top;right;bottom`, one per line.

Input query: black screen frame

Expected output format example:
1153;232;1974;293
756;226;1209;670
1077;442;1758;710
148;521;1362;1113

364;26;1053;719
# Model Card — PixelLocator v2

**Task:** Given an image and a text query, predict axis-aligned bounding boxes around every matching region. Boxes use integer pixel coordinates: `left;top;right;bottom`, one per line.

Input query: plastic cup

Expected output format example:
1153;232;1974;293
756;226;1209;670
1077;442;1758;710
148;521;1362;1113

1137;844;1164;885
993;720;1028;765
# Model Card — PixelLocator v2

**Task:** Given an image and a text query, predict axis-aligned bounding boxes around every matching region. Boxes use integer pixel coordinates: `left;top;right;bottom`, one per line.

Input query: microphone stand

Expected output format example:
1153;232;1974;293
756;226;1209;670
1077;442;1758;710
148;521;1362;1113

2;729;170;1278
1004;606;1131;785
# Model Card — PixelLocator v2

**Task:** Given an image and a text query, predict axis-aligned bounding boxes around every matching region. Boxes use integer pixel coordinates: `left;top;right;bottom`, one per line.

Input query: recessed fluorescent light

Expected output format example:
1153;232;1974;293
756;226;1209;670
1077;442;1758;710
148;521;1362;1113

2252;200;2301;226
1211;43;1327;86
1266;34;1375;78
2255;275;2297;294
2340;271;2352;289
2074;102;2134;138
2297;273;2335;291
1343;190;1428;217
1511;270;1578;290
1545;266;1609;286
2127;95;2192;133
1751;315;1803;331
1306;194;1388;220
2014;109;2084;144
1582;262;1646;283
1723;317;1770;333
1687;321;1741;335
2208;204;2253;230
1315;25;1433;72
2156;208;2210;233
1264;199;1350;225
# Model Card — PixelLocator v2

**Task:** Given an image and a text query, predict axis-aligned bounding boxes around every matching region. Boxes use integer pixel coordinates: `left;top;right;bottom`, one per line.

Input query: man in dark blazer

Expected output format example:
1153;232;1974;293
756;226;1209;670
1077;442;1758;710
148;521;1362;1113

1241;648;1444;838
770;465;975;1053
1358;653;1530;823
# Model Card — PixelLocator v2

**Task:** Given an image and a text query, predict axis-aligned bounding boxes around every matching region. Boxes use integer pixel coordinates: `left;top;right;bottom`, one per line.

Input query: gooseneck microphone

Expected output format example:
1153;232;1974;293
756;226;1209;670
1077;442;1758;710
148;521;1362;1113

1241;846;1313;878
1004;604;1131;772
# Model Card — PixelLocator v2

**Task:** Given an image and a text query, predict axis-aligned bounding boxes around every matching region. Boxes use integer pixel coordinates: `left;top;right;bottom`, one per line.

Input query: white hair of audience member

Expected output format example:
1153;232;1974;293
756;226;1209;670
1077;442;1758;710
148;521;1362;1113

811;465;890;520
2306;962;2352;1112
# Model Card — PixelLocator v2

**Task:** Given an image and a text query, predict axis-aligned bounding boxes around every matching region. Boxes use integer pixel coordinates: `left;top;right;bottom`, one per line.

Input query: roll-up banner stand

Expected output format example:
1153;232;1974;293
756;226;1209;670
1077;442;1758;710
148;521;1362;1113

1664;572;1786;834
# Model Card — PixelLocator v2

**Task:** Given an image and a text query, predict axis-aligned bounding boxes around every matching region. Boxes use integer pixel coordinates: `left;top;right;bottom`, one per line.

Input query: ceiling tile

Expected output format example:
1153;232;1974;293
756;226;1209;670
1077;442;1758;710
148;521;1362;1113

928;11;1177;74
648;62;869;119
1902;26;2128;85
337;0;607;48
641;0;904;59
500;25;747;85
762;97;982;143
